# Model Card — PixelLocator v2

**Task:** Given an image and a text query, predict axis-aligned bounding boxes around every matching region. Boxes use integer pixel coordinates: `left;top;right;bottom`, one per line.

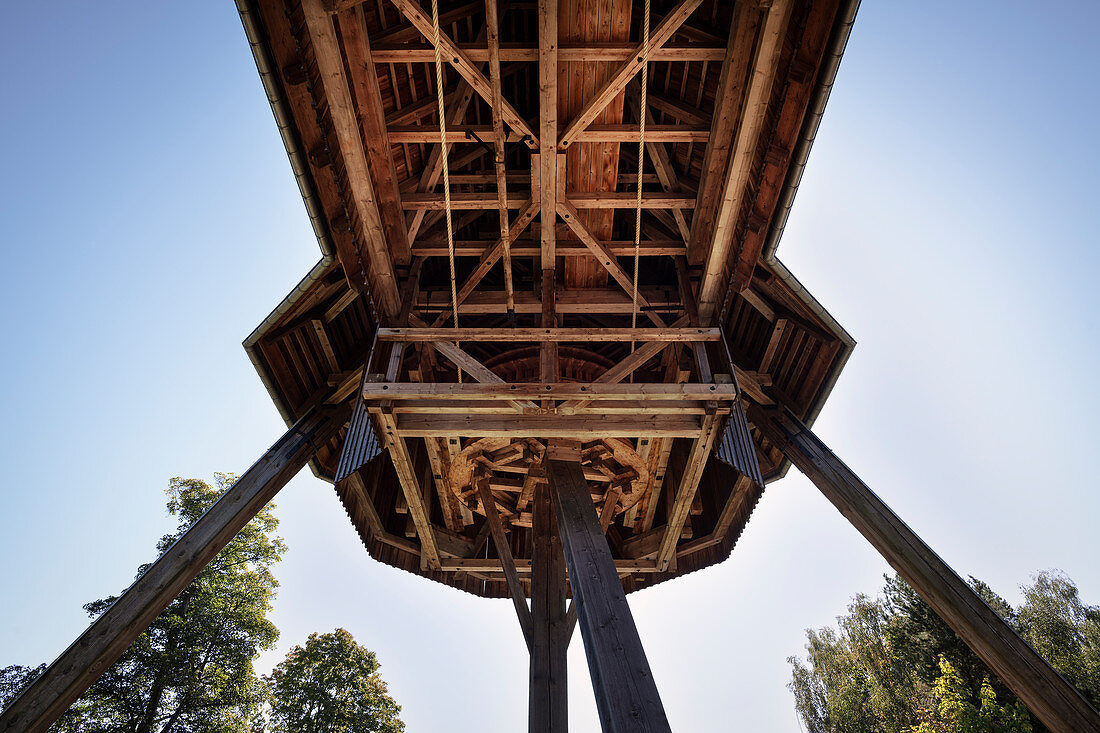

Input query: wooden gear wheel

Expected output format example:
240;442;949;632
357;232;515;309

448;437;649;528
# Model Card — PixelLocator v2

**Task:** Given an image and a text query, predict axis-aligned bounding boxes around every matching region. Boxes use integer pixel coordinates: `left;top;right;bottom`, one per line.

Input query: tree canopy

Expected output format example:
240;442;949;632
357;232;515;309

265;628;405;733
789;571;1100;733
2;475;405;733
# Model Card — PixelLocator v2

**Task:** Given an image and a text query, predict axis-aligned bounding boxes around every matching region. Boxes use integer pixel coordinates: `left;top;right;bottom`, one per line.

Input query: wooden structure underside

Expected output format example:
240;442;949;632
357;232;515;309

239;0;858;598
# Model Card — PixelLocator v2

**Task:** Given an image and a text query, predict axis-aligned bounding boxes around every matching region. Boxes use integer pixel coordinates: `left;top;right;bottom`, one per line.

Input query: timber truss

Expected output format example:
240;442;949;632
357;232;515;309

3;0;1100;731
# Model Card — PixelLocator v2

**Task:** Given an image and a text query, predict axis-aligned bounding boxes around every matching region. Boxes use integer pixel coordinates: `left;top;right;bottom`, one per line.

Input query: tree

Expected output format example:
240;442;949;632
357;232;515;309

789;571;1100;733
1;474;285;733
911;656;1032;733
265;628;404;733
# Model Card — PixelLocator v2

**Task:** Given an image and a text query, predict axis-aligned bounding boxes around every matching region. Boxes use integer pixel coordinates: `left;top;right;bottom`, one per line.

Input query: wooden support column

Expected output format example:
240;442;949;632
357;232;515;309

546;450;671;733
749;405;1100;733
0;404;349;733
530;481;569;733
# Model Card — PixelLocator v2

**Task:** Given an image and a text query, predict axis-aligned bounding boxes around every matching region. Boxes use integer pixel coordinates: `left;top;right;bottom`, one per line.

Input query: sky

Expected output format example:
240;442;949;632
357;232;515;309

1;0;1098;730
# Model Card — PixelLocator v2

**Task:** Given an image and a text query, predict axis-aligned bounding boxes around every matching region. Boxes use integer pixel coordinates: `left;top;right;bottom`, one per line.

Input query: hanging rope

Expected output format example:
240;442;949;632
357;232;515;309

430;0;462;380
631;0;651;339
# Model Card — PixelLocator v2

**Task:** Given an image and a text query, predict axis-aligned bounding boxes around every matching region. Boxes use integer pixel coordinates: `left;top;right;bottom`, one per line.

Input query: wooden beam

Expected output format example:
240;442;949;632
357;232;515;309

407;25;486;245
363;382;737;401
401;192;695;210
428;340;538;411
377;327;720;342
387;124;704;144
476;477;534;649
411;238;685;258
0;405;349;733
485;0;516;316
627;88;691;243
530;480;569;733
368;42;728;63
395;413;703;438
335;6;411;264
388;126;530;143
417;287;683;315
441;557;657;573
430;200;541;327
694;0;791;323
558;0;704;149
557;200;666;327
749;405;1100;733
546;455;671;732
655;411;720;571
374;409;442;570
388;0;539;146
556;317;688;412
301;0;400;315
567;192;696;209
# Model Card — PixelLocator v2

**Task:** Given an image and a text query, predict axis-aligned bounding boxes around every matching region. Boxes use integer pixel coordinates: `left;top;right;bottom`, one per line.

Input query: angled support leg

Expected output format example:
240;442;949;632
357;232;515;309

546;449;671;733
750;405;1100;733
0;404;349;733
530;481;569;733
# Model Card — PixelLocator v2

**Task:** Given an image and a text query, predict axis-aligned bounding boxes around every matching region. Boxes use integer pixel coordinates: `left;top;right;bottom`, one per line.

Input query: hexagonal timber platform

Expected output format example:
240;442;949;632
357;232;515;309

4;0;1099;731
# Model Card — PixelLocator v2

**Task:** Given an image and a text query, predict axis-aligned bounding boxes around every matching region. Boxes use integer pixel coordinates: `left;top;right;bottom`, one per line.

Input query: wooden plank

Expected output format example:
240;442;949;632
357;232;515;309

476;477;534;649
369;42;728;63
335;6;411;264
300;0;400;315
566;192;696;209
655;411;720;571
749;405;1100;733
412;238;686;257
378;327;719;342
401;192;696;210
484;0;516;316
695;0;791;323
407;24;487;245
441;557;657;573
395;413;703;438
374;409;442;570
432;200;541;327
530;480;569;733
555;317;687;411
386;124;704;144
557;200;666;327
417;287;683;315
546;456;671;732
558;0;704;149
387;0;539;146
0;405;349;733
628;88;691;243
363;382;737;401
428;340;538;411
572;125;709;143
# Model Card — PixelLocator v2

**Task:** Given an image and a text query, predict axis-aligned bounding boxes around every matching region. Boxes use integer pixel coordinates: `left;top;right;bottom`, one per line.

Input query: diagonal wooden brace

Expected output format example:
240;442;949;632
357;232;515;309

0;403;350;733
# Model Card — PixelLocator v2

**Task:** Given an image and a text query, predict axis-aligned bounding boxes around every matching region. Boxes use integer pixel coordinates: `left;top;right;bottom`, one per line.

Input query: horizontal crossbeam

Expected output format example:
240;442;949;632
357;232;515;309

393;413;703;438
387;124;706;144
401;192;696;210
368;43;727;63
362;382;736;401
376;327;719;342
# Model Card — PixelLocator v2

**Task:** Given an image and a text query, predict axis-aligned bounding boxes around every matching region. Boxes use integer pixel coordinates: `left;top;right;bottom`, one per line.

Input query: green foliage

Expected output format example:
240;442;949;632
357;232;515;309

910;656;1032;733
789;571;1100;733
2;475;285;733
265;628;404;733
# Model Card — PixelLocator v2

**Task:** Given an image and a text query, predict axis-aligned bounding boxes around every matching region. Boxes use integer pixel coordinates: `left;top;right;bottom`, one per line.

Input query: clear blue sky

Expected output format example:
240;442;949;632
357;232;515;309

1;1;1098;730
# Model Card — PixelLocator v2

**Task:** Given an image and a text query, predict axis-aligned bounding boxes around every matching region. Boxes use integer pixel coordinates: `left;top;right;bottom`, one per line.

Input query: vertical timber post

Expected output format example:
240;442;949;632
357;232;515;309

546;445;671;733
0;404;349;733
530;481;569;733
750;405;1100;733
